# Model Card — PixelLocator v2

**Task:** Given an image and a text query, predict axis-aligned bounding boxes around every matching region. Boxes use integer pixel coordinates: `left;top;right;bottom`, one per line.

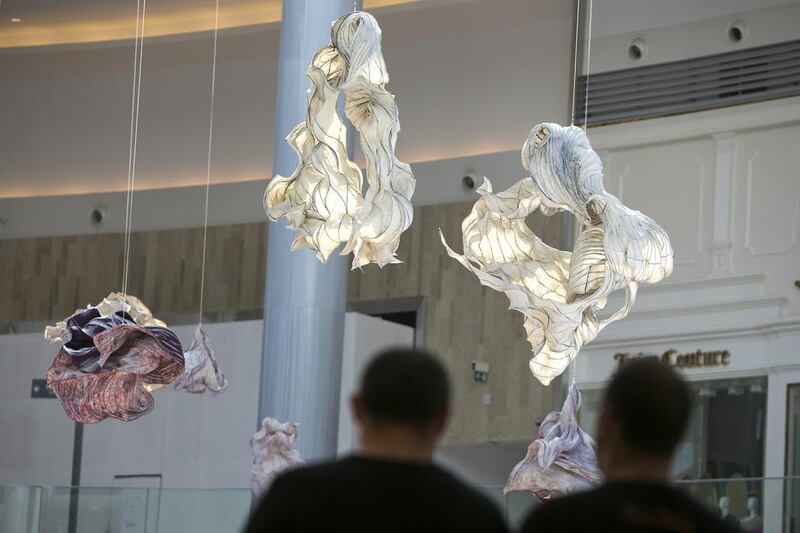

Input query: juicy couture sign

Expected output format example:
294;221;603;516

614;349;731;369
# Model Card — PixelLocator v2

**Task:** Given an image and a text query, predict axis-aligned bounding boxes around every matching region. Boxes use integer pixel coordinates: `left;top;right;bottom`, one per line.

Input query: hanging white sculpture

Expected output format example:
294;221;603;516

265;11;415;269
441;123;673;385
173;325;228;394
250;417;305;499
505;383;603;501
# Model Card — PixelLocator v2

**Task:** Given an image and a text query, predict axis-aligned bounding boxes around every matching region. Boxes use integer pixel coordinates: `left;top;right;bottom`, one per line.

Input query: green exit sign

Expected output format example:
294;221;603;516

471;361;489;383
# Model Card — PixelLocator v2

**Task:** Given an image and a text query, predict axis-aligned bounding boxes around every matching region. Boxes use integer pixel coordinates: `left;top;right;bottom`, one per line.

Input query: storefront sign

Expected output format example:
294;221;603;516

614;349;731;369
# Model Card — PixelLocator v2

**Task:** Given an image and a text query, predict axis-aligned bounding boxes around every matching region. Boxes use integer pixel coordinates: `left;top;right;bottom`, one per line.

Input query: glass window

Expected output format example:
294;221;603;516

785;384;800;532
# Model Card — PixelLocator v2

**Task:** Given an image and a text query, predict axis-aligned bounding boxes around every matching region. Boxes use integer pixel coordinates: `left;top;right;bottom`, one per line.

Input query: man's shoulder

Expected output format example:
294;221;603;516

527;488;601;517
426;466;507;528
522;483;740;532
443;472;499;504
271;458;354;488
518;489;599;532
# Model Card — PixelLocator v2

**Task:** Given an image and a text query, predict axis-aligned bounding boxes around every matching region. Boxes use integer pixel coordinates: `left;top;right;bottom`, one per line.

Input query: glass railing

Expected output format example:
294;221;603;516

0;486;253;533
2;477;798;532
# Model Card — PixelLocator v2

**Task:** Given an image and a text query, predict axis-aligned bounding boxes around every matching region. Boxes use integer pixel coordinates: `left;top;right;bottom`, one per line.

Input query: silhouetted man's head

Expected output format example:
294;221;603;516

352;348;451;458
357;348;450;428
597;359;690;479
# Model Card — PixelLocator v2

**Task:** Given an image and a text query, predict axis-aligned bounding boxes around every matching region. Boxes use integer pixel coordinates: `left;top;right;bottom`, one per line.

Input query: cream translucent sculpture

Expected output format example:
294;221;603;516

441;123;673;385
265;11;414;269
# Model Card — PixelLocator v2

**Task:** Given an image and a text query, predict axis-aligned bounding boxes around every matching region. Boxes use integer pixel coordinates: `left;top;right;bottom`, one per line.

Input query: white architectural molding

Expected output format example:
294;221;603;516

615;165;629;202
609;149;706;269
710;131;736;274
744;148;800;256
577;317;800;383
587;274;790;349
589;97;800;151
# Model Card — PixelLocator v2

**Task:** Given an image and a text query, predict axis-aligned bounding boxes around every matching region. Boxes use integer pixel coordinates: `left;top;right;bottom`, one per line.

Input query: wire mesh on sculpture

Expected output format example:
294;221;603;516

250;417;305;499
264;11;415;269
44;293;184;423
441;123;673;385
504;383;603;501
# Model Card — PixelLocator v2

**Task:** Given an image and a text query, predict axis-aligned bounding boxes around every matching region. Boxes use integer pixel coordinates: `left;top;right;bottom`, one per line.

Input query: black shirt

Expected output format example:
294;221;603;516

245;455;508;533
521;481;742;533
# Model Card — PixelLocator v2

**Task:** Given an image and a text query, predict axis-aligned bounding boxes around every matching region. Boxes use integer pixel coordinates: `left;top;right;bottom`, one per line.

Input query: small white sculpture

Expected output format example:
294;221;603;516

265;11;415;269
250;417;305;499
173;325;228;394
441;123;673;385
504;383;602;501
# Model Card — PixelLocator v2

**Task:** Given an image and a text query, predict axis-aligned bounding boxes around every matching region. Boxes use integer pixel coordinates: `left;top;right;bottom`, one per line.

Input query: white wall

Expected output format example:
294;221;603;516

602;136;716;281
589;1;800;74
0;321;262;488
591;0;798;39
569;94;800;532
0;312;421;489
0;332;74;486
591;96;800;315
337;313;414;455
79;321;263;489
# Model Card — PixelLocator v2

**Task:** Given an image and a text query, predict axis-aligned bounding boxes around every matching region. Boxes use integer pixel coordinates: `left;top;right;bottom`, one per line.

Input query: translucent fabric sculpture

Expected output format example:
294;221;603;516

44;293;184;423
504;383;602;501
264;11;415;269
250;417;305;498
174;325;228;394
441;123;673;385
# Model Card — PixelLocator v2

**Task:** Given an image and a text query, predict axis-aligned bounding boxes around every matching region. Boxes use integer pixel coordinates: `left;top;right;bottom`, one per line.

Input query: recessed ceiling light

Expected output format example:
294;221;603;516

10;17;22;23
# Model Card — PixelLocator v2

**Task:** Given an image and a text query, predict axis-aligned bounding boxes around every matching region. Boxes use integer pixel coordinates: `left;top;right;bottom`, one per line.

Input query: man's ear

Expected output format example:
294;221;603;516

351;393;366;425
596;403;614;444
431;408;450;438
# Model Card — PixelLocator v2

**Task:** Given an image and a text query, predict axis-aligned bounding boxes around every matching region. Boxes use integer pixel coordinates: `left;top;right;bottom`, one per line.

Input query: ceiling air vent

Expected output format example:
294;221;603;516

576;39;800;127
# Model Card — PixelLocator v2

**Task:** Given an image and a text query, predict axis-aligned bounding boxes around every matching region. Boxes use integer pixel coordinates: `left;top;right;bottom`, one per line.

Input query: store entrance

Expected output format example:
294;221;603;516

784;384;800;532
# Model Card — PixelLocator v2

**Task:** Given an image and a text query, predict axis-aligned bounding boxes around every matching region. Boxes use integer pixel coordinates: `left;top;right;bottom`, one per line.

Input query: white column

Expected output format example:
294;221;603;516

259;0;361;462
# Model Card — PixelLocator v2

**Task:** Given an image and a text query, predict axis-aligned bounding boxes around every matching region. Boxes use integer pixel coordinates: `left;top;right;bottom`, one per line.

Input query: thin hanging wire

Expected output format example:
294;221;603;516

122;0;147;306
569;0;581;126
572;0;593;386
569;357;577;385
121;0;140;299
582;0;594;131
197;0;221;326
